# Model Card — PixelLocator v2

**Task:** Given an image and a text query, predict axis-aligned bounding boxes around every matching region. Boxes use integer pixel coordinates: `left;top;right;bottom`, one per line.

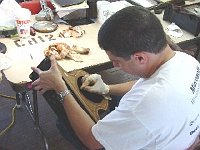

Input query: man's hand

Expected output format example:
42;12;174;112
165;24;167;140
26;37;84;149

31;55;66;94
80;74;109;95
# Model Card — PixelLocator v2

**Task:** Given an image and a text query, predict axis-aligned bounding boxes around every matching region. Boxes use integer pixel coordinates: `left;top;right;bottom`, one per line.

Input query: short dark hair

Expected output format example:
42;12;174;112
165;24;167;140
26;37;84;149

98;6;167;58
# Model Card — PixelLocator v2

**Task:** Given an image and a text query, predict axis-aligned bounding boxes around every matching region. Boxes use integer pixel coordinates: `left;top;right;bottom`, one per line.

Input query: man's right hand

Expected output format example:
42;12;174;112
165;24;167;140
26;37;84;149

80;74;109;95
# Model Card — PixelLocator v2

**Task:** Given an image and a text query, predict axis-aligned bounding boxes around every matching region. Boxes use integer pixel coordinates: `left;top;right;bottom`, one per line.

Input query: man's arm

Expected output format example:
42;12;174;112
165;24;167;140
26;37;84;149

31;56;103;149
62;92;103;149
56;80;103;149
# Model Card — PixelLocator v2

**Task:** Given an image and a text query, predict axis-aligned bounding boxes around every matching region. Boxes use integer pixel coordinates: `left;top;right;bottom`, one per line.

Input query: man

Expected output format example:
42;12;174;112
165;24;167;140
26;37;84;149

31;6;200;150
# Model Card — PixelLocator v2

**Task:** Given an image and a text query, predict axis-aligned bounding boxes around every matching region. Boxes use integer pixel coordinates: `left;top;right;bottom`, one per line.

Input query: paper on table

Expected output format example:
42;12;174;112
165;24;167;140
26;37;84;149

166;23;183;38
0;53;12;70
97;1;132;24
128;0;157;7
159;0;171;2
0;53;12;82
51;0;89;18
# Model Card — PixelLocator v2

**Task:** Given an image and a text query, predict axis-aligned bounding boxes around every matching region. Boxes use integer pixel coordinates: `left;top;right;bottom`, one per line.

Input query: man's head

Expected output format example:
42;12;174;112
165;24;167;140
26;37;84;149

98;6;169;77
98;6;167;58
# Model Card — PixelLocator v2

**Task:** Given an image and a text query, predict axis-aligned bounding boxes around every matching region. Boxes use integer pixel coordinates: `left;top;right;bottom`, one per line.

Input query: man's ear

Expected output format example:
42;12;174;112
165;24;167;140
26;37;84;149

131;52;148;64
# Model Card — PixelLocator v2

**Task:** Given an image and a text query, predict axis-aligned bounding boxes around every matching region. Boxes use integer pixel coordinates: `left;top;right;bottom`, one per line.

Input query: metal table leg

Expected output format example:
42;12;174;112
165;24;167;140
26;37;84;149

32;89;39;126
15;89;49;150
8;81;49;149
32;89;49;150
16;92;21;108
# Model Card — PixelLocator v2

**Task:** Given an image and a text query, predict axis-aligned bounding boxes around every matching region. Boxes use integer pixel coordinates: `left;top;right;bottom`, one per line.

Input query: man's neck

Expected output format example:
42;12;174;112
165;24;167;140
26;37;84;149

145;45;176;78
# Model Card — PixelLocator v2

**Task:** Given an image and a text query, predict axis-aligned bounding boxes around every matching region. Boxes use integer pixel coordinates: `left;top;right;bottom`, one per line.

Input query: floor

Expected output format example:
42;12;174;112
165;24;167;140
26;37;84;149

0;68;137;150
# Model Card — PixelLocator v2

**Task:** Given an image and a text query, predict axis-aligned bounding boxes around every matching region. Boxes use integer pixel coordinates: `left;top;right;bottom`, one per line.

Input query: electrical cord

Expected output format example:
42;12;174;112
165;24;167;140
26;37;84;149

0;93;16;137
0;93;49;149
0;93;16;100
0;104;17;137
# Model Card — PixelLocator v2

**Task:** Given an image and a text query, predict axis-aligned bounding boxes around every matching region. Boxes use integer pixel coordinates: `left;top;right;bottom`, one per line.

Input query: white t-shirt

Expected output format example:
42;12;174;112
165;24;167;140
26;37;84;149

92;51;200;150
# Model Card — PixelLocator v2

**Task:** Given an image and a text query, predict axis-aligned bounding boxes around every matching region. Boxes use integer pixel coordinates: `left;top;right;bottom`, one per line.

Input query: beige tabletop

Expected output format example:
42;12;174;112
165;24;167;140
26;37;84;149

0;22;110;84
